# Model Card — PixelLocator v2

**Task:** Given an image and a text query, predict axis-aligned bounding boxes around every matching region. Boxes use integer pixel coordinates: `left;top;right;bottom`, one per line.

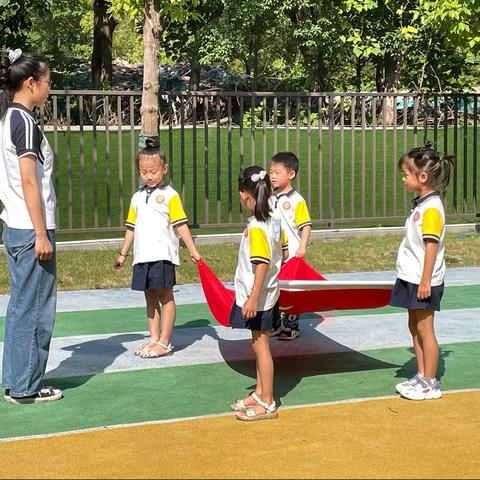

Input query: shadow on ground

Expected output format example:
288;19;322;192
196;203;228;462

218;317;400;405
394;347;451;381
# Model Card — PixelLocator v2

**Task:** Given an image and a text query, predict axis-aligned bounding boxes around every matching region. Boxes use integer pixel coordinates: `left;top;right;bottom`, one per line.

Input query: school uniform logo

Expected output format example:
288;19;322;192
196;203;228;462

155;195;165;204
283;201;291;210
413;211;420;222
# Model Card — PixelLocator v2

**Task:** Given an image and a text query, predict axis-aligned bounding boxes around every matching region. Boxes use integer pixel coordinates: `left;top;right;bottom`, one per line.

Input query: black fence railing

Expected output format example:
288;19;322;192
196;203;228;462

27;90;480;233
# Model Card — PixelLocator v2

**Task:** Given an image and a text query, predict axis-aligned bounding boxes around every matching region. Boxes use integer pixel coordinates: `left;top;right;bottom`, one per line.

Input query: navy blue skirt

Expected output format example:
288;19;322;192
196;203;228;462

230;302;279;332
131;260;176;291
390;278;444;311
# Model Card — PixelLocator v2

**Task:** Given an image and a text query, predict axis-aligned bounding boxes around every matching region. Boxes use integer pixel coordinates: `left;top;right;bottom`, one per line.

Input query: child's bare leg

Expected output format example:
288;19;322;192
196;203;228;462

255;361;262;397
234;358;262;408
145;288;161;344
246;330;274;414
149;288;175;355
414;309;439;379
408;310;424;375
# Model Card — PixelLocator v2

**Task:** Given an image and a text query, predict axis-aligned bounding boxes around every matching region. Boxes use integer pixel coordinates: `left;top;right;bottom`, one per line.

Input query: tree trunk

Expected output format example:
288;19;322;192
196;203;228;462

374;56;384;92
253;47;259;91
248;30;259;90
91;0;117;88
380;53;403;125
355;59;363;92
311;65;326;92
244;60;252;77
141;0;162;136
384;52;402;92
189;59;201;91
298;47;328;92
312;49;326;92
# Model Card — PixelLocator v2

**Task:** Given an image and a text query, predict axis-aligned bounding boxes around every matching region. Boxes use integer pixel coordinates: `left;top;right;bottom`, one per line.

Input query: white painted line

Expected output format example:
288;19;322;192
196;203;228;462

279;279;395;290
1;387;478;444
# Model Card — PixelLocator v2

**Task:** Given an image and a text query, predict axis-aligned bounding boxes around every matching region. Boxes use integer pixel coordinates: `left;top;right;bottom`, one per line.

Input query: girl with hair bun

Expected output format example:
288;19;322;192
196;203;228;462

114;142;202;358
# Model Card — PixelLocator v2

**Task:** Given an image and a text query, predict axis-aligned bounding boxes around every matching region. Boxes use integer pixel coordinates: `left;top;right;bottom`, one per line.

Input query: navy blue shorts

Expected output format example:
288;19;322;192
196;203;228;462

390;278;444;311
230;301;279;331
131;260;176;291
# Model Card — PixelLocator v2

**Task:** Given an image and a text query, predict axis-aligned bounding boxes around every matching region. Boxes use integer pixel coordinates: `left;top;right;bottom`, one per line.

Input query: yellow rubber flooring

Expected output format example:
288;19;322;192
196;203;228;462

1;391;479;479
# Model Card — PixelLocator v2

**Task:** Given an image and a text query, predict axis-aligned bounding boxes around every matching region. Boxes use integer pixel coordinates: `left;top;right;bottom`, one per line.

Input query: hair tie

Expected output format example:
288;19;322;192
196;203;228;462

8;48;22;64
250;170;267;182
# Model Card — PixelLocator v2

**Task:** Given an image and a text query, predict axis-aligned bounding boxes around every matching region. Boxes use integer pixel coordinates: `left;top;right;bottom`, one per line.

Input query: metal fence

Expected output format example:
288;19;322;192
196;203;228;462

34;90;480;233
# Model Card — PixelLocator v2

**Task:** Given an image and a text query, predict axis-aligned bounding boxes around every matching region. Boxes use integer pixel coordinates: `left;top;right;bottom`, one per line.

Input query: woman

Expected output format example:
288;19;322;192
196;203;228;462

0;48;62;404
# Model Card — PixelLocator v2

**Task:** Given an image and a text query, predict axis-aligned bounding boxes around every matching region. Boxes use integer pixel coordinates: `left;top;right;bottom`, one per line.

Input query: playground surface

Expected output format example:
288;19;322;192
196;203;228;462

0;268;479;479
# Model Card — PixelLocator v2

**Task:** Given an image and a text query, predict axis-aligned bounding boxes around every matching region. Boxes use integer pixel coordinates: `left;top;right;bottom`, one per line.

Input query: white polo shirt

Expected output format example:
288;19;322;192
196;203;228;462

271;189;312;259
234;215;287;311
396;192;446;286
0;102;56;229
126;184;188;265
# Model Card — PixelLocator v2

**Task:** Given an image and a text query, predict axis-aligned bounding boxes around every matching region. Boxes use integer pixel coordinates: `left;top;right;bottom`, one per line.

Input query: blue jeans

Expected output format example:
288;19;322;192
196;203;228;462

1;224;57;397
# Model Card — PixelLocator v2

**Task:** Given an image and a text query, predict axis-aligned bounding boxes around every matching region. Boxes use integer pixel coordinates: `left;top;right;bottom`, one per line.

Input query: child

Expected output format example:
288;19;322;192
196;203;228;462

0;49;63;404
230;166;286;421
269;152;312;340
391;143;454;400
114;140;202;358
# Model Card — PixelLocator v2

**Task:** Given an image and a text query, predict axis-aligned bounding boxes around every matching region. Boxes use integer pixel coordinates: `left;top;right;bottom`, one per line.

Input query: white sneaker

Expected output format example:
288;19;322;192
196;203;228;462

400;379;442;401
395;373;423;394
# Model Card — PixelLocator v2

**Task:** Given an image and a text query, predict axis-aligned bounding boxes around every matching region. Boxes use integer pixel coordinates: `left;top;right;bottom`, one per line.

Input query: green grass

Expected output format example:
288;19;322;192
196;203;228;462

1;232;479;293
47;125;479;234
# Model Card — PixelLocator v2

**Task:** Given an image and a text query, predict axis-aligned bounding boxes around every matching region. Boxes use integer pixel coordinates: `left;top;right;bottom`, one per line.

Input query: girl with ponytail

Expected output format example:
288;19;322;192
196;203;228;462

391;142;455;401
230;166;288;421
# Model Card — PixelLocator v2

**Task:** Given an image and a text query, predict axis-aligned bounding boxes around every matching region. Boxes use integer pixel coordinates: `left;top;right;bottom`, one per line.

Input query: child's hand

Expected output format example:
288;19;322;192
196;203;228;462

114;255;126;269
295;246;306;258
242;295;258;319
417;281;431;300
190;250;203;263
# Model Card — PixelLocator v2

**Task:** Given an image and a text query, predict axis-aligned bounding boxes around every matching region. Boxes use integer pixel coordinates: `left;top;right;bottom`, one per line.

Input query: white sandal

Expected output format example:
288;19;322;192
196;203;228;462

139;340;173;358
235;394;278;421
230;398;247;411
134;338;156;356
230;391;258;411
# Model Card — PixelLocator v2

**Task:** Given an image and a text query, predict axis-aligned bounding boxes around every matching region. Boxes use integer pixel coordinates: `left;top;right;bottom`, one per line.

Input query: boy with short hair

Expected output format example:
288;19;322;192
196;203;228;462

269;151;312;340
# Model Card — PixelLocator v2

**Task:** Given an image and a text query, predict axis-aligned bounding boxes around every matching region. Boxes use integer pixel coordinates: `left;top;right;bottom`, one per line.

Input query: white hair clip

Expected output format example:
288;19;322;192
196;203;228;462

250;170;267;182
8;48;22;64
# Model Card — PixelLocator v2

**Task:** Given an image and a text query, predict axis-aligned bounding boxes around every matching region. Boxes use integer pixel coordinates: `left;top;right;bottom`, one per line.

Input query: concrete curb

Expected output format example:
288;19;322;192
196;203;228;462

0;223;477;252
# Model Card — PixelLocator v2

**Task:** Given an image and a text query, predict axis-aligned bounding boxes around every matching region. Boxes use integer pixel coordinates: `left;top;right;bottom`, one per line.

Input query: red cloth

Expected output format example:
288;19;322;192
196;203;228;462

197;258;392;326
197;261;235;326
279;256;327;281
278;257;391;315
